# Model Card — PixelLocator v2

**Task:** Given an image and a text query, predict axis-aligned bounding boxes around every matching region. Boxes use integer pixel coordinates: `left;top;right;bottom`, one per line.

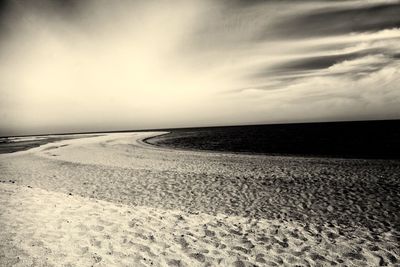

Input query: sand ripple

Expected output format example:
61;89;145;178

1;183;399;266
1;132;399;266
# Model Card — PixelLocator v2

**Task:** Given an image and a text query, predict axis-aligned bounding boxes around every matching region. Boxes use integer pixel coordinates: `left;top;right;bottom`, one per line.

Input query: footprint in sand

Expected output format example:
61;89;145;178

189;252;206;262
91;225;105;232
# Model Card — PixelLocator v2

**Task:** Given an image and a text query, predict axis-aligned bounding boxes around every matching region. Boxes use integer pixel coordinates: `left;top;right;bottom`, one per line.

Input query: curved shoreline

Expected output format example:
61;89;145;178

1;131;399;266
2;131;397;228
141;121;400;160
142;131;400;162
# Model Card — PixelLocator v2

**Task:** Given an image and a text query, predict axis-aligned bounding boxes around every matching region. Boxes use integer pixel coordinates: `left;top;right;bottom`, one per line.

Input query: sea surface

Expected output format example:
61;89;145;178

145;120;400;159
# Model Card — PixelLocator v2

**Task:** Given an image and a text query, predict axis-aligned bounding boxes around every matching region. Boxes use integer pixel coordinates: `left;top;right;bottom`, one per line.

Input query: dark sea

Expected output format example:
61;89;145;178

145;120;400;159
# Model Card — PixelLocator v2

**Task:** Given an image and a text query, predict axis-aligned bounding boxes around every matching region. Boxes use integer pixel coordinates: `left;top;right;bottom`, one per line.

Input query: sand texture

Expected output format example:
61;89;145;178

1;132;399;266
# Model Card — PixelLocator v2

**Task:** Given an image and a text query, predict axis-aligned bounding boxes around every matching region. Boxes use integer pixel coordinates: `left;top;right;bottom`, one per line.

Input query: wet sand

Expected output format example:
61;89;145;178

1;132;399;266
0;134;101;154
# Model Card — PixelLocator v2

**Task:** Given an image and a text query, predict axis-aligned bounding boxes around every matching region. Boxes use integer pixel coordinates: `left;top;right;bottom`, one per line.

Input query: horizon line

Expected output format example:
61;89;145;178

1;118;399;138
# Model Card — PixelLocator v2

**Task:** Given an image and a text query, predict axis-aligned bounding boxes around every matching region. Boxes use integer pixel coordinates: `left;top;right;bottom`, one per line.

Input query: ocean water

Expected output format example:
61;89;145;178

145;120;400;159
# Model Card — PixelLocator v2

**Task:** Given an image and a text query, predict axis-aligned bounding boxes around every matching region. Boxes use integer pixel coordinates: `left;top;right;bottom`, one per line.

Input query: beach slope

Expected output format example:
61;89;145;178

1;132;399;266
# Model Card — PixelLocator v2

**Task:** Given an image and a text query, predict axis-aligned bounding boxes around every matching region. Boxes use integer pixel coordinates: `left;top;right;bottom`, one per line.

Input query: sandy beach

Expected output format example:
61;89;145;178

1;132;399;266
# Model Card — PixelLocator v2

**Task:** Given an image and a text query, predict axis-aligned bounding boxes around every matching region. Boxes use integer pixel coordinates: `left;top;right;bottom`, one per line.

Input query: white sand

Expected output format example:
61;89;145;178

0;132;399;266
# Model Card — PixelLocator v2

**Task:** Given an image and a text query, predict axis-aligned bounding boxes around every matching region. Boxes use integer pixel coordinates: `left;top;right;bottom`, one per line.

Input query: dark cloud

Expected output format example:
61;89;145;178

251;52;360;79
252;46;400;79
228;0;270;8
272;50;379;73
0;0;14;40
278;53;361;72
269;2;400;38
0;0;81;40
26;0;80;13
0;0;80;16
0;0;11;16
228;0;348;9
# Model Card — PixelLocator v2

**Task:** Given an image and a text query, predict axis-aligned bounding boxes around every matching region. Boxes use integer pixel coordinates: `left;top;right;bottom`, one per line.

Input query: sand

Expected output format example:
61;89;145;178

0;134;101;154
0;132;399;266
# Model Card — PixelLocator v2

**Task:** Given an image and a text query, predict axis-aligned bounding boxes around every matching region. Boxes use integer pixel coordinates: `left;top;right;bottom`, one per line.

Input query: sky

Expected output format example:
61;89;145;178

0;0;400;136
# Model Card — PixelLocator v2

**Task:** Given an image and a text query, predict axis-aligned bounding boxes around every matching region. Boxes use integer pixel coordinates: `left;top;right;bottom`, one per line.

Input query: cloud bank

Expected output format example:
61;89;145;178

0;0;399;135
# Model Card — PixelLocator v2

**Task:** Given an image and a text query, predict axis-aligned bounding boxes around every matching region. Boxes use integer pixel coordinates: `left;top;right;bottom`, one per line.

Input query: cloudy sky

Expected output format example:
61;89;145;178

0;0;399;135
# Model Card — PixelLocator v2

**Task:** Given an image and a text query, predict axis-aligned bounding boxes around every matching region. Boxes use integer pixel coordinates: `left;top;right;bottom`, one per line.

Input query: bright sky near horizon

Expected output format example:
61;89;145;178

1;0;400;135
